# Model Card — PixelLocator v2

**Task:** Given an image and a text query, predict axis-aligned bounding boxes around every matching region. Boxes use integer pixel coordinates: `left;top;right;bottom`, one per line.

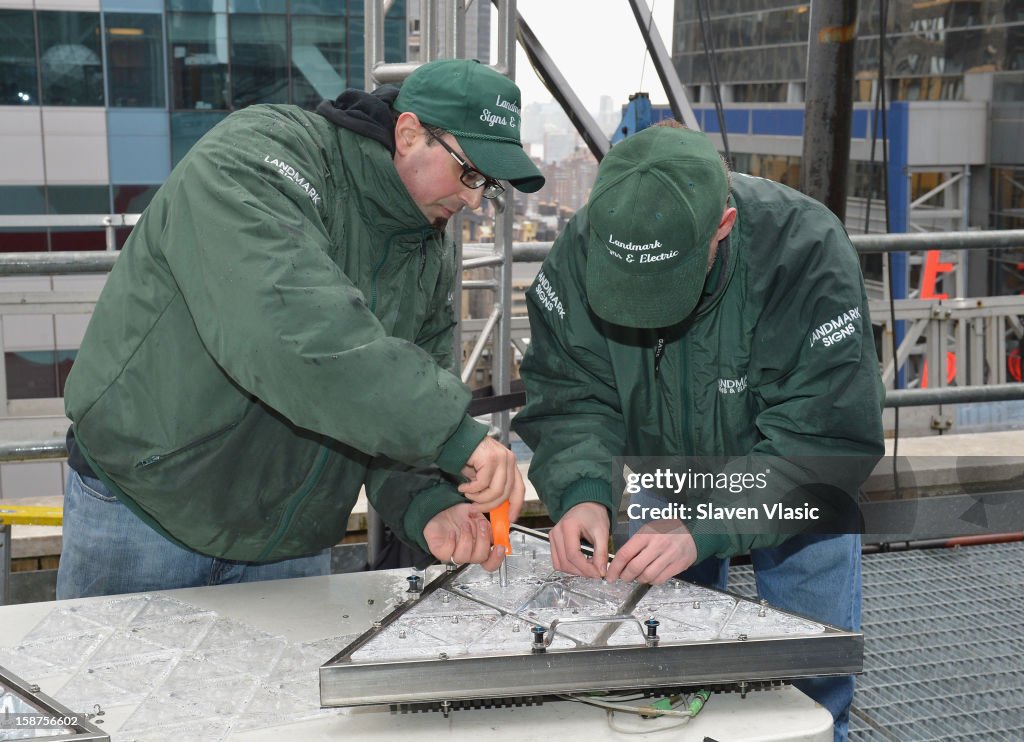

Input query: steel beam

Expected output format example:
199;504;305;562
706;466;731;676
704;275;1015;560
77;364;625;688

800;0;858;220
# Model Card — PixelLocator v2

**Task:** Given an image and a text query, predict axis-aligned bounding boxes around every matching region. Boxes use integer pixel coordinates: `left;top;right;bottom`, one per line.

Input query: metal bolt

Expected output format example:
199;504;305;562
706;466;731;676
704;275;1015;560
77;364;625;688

571;607;579;615
439;652;449;660
441;592;451;603
398;629;407;639
512;623;521;633
692;600;701;609
758;599;768;617
531;625;547;653
738;633;748;641
451;615;459;624
644;618;661;645
406;575;423;594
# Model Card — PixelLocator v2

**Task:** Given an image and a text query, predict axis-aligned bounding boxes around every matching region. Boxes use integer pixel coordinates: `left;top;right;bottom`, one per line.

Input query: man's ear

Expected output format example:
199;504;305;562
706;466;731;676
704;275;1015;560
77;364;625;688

394;111;423;156
716;206;738;242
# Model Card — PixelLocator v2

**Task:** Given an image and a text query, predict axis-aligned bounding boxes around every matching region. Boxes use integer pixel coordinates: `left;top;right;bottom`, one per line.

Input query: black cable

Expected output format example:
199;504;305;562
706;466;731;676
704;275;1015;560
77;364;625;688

695;0;731;165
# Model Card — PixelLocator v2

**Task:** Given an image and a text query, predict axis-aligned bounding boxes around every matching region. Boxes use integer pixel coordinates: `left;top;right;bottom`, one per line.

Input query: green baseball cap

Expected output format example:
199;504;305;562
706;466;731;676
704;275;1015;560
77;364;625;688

585;126;728;328
394;58;544;193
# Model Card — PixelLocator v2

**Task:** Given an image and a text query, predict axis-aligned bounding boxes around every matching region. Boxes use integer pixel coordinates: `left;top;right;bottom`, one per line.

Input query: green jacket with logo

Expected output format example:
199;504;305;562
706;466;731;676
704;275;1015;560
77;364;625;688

64;102;488;562
513;173;885;561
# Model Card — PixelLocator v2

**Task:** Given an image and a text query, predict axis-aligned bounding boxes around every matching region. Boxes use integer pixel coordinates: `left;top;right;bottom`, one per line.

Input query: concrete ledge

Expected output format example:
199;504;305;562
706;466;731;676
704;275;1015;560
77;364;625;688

869;431;1024;498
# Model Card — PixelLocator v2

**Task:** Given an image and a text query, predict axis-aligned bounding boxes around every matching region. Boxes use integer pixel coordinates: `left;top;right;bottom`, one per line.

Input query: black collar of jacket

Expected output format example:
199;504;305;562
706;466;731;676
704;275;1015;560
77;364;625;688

315;85;400;155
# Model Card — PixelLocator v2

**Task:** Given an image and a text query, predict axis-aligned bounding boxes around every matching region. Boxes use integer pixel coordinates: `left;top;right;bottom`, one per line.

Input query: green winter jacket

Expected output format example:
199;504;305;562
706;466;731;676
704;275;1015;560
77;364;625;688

64;102;488;562
513;173;885;562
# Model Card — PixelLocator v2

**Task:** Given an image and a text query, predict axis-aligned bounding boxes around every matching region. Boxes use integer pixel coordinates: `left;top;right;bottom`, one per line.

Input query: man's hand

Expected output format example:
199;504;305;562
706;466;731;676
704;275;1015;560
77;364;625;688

605;519;697;585
549;502;609;579
458;437;525;521
423;503;505;571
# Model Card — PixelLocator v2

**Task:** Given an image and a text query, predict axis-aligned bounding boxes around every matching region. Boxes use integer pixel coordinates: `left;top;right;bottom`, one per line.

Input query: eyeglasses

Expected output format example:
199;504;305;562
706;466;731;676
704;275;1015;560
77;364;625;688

424;127;505;199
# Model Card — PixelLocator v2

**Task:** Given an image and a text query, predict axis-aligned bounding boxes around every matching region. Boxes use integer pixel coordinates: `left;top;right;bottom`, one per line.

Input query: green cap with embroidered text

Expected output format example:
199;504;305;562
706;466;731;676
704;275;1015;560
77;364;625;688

585;126;728;328
395;58;544;193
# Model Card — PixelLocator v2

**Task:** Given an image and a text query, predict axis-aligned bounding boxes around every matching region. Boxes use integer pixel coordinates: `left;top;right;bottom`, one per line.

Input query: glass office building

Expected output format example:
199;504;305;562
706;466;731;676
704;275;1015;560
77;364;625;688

0;0;408;251
670;0;1024;253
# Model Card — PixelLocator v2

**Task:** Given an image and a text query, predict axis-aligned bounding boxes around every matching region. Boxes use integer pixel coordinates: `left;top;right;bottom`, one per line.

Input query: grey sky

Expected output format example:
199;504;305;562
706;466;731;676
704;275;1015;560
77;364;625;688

508;0;676;111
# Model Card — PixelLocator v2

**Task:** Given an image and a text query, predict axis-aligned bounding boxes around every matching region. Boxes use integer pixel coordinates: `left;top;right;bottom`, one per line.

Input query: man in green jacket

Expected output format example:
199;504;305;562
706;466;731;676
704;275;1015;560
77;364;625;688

58;58;543;599
513;124;883;741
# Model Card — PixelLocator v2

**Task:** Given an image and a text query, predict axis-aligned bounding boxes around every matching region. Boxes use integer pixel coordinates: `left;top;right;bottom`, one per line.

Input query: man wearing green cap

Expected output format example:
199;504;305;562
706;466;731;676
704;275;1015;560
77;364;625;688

513;123;883;741
59;58;544;598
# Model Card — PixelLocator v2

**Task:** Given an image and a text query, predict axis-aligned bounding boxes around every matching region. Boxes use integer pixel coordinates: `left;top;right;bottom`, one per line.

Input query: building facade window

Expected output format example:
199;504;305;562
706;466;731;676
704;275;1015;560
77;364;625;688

676;2;1024;101
106;13;166;108
4;350;77;401
230;14;289;107
37;11;104;106
168;11;230;110
0;187;47;253
291;15;348;109
0;10;38;105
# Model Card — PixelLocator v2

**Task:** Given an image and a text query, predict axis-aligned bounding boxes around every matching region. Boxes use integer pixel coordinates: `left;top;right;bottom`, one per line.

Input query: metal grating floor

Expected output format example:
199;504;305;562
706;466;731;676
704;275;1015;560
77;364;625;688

731;542;1024;741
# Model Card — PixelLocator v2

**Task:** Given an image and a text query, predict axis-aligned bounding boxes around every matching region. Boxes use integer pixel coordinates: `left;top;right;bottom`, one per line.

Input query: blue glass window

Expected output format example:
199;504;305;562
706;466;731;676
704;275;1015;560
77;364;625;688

38;11;105;106
105;13;166;108
0;11;38;105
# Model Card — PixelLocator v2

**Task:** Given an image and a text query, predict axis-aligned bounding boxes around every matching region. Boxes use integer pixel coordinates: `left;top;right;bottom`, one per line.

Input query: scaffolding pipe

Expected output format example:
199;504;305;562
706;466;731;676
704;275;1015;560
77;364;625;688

462;255;505;269
462;279;499;290
461;305;503;385
885;383;1024;408
365;0;386;88
2;232;1020;277
851;229;1024;253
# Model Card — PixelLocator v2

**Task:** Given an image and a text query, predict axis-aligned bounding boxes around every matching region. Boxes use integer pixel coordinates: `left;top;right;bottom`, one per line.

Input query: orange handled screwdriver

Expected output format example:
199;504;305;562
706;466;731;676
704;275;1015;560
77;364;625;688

490;500;511;587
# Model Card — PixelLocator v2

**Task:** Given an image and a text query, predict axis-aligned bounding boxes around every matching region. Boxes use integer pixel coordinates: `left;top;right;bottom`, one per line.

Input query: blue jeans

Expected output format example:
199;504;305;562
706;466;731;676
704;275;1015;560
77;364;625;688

628;495;860;742
57;470;331;599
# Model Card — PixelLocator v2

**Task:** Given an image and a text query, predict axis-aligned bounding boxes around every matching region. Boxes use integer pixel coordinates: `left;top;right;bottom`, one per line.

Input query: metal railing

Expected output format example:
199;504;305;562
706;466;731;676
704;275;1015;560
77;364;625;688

0;228;1022;465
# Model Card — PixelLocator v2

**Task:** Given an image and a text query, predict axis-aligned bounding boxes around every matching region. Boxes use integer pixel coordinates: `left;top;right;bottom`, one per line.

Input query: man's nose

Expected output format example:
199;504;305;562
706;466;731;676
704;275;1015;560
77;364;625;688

460;185;484;211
